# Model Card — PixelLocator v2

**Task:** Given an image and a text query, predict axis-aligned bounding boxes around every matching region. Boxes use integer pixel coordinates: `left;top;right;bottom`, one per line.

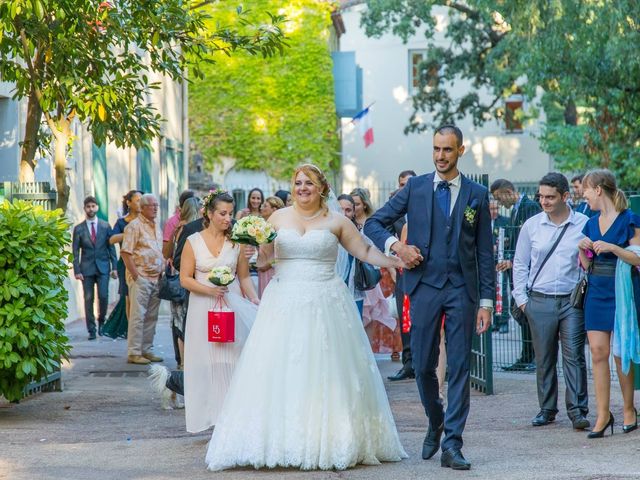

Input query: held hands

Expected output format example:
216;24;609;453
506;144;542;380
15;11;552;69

75;273;84;281
393;243;423;269
591;240;617;255
496;260;512;272
476;308;492;335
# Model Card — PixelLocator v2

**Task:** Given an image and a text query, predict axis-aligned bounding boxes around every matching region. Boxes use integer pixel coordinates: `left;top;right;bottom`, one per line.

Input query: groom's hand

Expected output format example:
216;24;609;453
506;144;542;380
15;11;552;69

392;243;423;269
476;308;492;335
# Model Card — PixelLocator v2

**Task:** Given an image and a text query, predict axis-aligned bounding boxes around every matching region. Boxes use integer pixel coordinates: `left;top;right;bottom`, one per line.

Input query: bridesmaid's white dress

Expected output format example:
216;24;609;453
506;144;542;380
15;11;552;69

205;228;407;470
183;233;257;433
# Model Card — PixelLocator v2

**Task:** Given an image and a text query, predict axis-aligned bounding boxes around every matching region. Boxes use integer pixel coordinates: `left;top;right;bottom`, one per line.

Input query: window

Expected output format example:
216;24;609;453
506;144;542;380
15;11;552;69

409;49;439;95
504;95;524;133
409;50;427;93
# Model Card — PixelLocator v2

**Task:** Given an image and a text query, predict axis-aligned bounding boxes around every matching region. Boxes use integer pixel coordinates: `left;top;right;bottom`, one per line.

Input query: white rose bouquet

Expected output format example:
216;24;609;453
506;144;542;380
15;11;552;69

208;266;236;286
231;215;277;246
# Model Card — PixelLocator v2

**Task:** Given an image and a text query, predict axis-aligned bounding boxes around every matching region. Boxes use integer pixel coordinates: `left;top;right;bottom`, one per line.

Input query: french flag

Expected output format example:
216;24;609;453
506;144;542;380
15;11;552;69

352;107;374;148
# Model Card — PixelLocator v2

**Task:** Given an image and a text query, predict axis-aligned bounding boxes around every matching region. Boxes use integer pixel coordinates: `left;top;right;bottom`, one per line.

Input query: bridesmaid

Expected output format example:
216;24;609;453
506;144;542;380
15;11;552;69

102;190;142;339
256;196;285;297
578;169;640;438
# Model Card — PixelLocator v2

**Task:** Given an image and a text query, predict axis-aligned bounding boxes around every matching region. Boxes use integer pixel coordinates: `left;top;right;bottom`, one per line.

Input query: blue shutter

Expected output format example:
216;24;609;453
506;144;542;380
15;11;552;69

91;144;108;221
137;148;152;194
332;51;362;118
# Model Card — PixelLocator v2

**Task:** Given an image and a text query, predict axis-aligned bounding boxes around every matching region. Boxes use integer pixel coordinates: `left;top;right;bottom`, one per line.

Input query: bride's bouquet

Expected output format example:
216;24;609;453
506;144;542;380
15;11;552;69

231;215;277;246
208;266;235;286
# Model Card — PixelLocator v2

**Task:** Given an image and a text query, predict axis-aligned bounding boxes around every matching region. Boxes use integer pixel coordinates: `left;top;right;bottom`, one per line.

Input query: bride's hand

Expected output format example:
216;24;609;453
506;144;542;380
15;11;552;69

249;297;260;305
210;285;228;299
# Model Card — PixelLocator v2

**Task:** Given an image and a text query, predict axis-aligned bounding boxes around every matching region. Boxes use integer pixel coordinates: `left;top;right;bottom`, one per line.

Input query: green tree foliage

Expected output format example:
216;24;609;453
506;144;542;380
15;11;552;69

0;0;287;211
190;0;338;179
0;201;71;402
361;0;640;187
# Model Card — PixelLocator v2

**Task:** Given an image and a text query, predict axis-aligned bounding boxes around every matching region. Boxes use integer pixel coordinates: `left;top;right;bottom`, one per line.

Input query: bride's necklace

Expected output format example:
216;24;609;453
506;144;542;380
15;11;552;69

294;205;324;221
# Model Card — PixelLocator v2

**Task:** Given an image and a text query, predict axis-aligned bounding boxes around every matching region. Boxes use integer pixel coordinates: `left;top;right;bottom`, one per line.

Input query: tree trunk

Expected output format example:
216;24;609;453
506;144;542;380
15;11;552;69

52;119;71;212
18;87;42;183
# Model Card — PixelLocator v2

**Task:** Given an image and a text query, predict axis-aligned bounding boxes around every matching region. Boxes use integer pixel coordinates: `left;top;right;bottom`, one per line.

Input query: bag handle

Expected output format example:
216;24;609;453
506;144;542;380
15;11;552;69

527;222;570;292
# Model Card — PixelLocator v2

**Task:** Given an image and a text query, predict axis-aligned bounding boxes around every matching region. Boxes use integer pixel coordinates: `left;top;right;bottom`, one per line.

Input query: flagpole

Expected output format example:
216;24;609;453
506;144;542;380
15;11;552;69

334;101;377;134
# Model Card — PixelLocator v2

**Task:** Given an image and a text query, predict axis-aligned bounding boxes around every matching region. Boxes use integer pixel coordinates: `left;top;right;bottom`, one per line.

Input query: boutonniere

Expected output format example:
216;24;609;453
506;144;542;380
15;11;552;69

464;199;479;224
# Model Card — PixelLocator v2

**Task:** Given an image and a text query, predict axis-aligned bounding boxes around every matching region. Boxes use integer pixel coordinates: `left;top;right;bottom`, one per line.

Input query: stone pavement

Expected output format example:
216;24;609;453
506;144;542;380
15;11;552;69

1;315;639;480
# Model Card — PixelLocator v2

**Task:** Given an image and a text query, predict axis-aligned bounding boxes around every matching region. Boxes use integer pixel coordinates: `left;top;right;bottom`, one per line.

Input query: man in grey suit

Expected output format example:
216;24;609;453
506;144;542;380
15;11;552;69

72;196;117;340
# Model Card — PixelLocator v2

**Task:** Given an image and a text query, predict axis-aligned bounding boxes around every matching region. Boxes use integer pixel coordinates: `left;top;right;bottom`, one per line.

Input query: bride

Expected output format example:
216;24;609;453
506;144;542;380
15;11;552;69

205;164;408;471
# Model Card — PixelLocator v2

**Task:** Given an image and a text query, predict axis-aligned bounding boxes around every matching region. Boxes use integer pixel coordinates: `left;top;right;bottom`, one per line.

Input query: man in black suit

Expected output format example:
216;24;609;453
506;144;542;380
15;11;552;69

490;199;511;334
365;125;495;470
387;169;417;382
72;196;117;340
491;179;542;370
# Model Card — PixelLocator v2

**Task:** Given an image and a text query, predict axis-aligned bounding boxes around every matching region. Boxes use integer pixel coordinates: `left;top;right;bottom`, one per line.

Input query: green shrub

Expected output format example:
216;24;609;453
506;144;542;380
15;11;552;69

0;200;71;401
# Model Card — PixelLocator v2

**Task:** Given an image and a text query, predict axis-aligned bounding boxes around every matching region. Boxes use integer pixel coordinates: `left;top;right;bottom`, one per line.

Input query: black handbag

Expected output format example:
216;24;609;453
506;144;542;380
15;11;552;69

353;259;381;291
511;223;570;325
570;277;587;309
570;262;592;310
158;265;186;303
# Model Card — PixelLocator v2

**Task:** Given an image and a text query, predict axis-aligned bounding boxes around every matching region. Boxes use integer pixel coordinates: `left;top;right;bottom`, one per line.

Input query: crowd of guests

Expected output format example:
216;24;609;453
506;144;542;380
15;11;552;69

72;164;640;439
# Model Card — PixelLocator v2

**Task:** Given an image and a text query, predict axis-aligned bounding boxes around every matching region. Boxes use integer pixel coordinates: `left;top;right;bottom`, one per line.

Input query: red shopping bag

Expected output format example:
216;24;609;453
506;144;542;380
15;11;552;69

208;299;235;343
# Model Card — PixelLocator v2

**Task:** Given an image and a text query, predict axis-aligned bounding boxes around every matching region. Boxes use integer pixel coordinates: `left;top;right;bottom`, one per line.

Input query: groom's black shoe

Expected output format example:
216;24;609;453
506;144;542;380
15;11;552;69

421;423;444;460
531;410;556;426
387;367;415;381
441;448;471;470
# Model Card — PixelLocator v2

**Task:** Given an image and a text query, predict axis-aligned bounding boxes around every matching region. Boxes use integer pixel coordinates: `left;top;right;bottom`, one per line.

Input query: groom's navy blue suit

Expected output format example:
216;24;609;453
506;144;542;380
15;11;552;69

364;172;495;452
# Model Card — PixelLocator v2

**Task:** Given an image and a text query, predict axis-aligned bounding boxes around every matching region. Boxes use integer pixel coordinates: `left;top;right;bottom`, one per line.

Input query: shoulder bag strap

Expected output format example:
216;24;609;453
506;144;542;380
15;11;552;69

528;222;570;292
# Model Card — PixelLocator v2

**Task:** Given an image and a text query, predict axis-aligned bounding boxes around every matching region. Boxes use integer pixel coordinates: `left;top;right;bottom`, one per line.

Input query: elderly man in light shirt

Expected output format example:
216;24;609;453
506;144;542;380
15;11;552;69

513;172;589;430
121;193;165;365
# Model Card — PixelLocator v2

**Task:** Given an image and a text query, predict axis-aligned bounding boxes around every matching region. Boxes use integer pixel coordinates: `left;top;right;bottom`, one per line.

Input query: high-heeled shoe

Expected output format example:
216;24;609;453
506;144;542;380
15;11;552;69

587;412;614;438
623;408;638;433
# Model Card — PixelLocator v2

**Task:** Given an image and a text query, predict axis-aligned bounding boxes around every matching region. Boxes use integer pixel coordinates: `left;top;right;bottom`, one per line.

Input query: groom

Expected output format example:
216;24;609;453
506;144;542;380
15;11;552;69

364;125;494;470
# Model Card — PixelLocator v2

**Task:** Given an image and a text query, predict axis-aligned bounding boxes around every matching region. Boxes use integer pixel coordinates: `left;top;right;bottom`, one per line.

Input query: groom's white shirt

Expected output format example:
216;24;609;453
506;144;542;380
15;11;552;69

383;172;460;254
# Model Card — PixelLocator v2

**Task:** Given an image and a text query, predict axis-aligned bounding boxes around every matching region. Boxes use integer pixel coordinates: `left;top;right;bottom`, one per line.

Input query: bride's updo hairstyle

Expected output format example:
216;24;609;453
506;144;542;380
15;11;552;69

583;169;628;212
202;188;235;236
291;163;331;212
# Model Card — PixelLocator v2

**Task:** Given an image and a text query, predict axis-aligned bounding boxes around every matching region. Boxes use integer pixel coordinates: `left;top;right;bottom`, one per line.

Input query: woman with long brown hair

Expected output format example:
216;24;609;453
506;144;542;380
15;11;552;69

180;190;259;433
102;190;143;339
578;169;640;438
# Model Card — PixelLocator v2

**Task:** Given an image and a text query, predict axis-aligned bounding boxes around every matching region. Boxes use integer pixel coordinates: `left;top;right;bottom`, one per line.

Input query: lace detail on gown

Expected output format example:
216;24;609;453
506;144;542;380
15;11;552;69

205;228;407;470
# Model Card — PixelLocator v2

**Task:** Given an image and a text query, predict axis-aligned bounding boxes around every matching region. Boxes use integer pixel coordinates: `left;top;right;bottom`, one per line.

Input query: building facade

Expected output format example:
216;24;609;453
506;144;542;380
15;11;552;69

0;72;188;322
337;2;552;205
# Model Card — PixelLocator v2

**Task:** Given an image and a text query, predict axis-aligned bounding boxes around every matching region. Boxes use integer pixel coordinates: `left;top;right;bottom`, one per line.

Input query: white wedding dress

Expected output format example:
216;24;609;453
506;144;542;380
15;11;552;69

183;233;258;433
205;228;407;471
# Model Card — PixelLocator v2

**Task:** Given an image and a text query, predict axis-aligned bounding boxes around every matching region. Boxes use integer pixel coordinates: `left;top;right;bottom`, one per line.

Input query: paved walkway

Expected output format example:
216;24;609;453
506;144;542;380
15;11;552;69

1;316;639;480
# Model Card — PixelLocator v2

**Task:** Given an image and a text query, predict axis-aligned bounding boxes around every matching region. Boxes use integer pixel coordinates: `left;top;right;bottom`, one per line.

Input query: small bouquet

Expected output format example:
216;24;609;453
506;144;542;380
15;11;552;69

208;266;235;286
231;215;277;246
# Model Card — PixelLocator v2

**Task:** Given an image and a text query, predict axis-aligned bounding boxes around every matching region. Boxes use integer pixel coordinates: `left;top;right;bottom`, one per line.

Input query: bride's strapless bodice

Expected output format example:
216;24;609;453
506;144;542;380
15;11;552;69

274;229;338;282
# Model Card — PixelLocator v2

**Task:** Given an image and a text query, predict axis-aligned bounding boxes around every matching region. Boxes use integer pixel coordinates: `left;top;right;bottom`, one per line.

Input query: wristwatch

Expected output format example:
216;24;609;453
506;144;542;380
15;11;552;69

480;306;494;314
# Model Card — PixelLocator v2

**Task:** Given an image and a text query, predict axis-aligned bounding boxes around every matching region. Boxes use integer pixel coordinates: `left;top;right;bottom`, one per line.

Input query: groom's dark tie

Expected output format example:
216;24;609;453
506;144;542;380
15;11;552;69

436;181;451;218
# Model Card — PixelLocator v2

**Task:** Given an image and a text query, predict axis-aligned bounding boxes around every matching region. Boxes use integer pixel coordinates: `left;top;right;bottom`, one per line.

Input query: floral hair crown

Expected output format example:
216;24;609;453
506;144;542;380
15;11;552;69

203;188;229;209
